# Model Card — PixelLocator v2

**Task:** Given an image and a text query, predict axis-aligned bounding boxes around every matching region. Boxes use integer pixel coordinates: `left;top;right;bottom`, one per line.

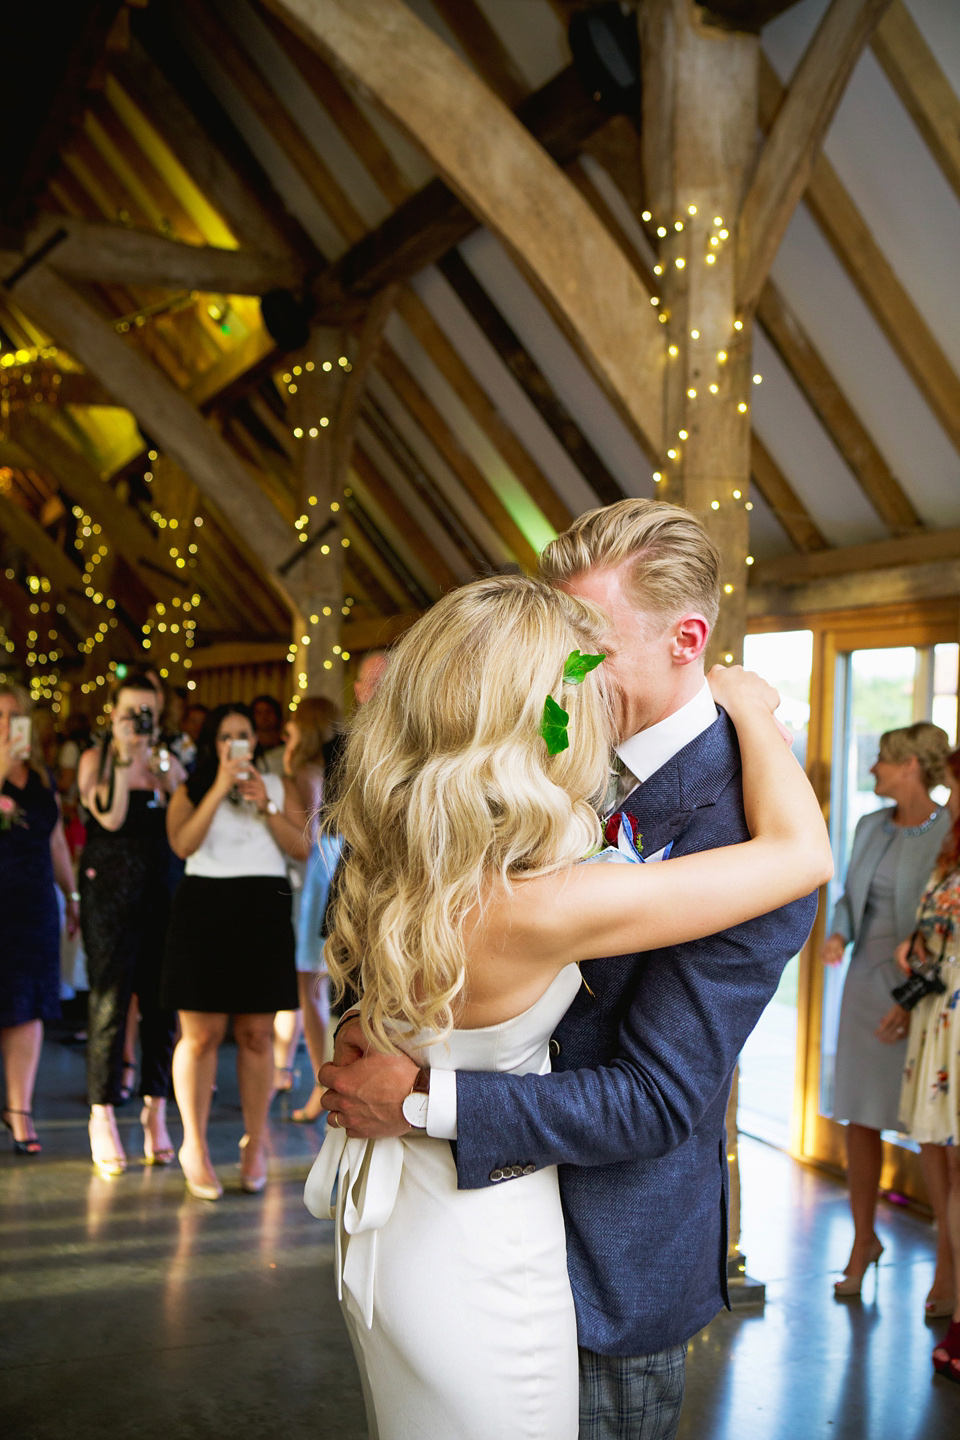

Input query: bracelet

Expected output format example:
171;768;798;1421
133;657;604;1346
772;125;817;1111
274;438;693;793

113;757;133;769
68;891;80;902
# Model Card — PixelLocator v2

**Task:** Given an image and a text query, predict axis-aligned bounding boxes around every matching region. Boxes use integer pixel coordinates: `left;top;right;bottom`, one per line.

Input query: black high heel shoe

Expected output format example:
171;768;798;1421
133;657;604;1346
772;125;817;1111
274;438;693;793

2;1108;42;1155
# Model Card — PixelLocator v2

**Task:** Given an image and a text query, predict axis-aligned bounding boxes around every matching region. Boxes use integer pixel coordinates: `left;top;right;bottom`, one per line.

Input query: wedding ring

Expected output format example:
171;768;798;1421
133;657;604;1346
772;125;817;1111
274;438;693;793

328;1111;339;1129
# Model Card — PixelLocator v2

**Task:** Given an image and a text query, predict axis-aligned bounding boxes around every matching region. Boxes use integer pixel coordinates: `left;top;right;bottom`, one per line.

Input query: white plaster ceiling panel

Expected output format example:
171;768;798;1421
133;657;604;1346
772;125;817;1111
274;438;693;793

384;312;558;550
763;1;960;373
366;369;513;566
173;13;346;259
750;329;889;547
354;420;475;583
460;230;658;497
221;0;394;230
411;266;602;518
746;482;795;562
770;203;960;527
906;0;960;97
472;0;571;90
819;52;960;375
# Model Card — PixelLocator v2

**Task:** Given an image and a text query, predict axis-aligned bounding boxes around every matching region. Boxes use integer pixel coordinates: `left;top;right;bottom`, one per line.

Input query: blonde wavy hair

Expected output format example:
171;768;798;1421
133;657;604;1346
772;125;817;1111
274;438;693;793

325;574;613;1052
878;721;949;790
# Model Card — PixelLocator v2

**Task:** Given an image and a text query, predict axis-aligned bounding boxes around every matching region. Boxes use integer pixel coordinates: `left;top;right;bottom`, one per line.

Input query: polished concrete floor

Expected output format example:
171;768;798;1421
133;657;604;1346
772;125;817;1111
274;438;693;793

2;1036;960;1440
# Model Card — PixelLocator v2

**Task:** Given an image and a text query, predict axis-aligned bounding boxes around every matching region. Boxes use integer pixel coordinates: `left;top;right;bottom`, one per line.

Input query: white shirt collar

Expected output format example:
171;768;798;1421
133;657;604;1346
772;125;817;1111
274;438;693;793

615;679;718;787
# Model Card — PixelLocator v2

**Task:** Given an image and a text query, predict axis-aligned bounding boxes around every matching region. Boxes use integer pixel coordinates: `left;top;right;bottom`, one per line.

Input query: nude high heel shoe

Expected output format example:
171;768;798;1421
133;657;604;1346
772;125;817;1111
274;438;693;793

238;1135;267;1194
178;1146;223;1201
141;1099;175;1166
834;1238;883;1297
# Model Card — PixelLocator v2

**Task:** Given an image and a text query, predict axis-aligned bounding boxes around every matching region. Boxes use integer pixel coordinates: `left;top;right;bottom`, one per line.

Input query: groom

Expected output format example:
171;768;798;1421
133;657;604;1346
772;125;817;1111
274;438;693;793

320;499;819;1439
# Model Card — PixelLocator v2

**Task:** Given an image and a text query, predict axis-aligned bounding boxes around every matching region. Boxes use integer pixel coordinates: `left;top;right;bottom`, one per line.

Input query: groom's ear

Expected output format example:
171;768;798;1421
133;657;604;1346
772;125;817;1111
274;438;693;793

668;613;710;665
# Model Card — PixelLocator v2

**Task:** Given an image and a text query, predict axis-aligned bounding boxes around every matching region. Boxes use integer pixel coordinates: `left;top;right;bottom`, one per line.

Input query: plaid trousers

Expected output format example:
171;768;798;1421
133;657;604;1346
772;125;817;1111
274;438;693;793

579;1342;688;1440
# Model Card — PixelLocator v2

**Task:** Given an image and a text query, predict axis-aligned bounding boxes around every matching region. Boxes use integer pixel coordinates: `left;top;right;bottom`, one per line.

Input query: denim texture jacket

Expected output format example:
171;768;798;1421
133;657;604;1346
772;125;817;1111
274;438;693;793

452;710;819;1357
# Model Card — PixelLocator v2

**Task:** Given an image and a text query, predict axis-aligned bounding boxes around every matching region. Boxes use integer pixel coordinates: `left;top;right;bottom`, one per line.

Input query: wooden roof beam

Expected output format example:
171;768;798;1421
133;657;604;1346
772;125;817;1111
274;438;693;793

737;0;892;315
5;265;294;580
759;52;960;456
310;63;613;323
273;0;663;454
2;216;302;295
871;0;960;208
750;522;960;587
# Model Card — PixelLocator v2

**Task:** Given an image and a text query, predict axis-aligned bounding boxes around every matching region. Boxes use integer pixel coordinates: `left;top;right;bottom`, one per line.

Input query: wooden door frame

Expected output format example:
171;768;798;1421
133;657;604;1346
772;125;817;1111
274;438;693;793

749;598;960;1201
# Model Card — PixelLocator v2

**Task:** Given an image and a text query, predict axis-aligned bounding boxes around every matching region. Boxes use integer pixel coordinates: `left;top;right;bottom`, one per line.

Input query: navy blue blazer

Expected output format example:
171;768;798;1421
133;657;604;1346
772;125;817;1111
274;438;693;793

453;710;819;1356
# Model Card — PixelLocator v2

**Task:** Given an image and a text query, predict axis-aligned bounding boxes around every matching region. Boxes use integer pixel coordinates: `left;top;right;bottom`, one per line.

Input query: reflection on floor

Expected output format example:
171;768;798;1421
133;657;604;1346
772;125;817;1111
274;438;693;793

2;1036;959;1439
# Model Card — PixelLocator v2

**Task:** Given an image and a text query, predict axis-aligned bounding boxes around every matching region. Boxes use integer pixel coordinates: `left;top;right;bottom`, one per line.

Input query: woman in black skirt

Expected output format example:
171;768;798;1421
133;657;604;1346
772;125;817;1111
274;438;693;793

78;674;185;1177
163;703;308;1200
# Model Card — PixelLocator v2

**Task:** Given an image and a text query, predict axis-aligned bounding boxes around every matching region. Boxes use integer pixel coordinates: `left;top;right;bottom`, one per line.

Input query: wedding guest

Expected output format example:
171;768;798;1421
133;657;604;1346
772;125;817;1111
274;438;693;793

252;693;286;776
0;685;79;1155
898;747;960;1373
179;702;209;772
821;722;950;1296
77;674;185;1177
163;703;308;1199
271;696;342;1121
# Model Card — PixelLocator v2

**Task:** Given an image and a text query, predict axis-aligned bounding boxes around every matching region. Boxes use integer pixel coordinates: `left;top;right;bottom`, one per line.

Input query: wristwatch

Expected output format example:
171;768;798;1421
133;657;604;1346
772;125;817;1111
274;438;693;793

401;1068;430;1129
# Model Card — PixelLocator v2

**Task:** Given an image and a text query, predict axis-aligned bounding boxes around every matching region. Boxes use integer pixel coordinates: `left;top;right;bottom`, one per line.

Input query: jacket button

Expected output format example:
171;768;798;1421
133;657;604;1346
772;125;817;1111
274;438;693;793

523;1164;536;1175
489;1169;503;1182
510;1165;523;1177
549;1039;561;1057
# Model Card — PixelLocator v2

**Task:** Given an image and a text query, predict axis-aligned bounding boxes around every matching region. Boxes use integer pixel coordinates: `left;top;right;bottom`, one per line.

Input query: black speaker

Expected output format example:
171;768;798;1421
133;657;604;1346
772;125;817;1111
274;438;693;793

568;3;641;116
261;289;313;351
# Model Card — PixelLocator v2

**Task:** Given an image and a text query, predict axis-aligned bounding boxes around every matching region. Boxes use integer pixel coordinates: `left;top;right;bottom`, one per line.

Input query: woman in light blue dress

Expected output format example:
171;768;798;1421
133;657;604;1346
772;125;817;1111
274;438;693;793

272;698;342;1120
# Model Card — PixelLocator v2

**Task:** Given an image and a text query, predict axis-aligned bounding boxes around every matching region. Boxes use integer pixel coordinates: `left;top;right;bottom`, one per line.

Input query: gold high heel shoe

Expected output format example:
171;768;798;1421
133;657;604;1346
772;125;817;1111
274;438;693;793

178;1146;222;1201
834;1238;884;1297
140;1100;175;1166
88;1114;126;1179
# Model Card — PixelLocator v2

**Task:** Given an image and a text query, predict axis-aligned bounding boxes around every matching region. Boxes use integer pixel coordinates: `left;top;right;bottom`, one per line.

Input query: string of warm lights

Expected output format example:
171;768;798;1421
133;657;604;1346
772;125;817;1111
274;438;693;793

638;204;761;661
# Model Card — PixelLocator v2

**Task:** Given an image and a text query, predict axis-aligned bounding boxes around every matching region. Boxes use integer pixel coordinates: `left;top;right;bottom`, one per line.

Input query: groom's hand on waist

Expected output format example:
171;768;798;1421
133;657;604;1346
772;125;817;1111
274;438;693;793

319;1028;418;1138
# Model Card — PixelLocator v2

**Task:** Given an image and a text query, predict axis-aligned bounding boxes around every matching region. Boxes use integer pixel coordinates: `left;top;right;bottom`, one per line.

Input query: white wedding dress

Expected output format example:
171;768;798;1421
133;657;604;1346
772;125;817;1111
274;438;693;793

304;962;584;1440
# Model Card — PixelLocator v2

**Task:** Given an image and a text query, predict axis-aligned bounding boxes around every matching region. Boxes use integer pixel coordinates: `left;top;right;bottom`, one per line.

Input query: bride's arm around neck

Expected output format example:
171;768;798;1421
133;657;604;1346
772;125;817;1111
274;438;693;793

462;667;831;1027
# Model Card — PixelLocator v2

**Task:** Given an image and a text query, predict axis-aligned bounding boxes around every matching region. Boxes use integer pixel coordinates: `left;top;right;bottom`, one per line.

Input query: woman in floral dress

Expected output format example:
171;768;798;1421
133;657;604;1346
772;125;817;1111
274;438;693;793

899;746;960;1381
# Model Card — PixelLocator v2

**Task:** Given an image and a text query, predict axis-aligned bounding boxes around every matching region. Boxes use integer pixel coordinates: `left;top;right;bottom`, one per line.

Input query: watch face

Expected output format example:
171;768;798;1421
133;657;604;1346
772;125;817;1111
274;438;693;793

402;1091;429;1128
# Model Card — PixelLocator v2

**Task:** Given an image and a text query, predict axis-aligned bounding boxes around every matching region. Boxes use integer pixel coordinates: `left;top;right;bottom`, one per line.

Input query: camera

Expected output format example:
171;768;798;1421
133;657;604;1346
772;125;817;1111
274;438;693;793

891;961;946;1011
133;705;154;736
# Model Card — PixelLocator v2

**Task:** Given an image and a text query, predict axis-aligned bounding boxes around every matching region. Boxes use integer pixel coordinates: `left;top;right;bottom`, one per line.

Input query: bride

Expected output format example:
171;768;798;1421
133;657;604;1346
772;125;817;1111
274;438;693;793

306;574;831;1440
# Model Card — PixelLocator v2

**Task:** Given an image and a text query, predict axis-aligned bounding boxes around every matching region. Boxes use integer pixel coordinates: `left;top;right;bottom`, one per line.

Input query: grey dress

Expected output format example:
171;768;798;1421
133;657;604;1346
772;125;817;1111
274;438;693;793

832;806;950;1130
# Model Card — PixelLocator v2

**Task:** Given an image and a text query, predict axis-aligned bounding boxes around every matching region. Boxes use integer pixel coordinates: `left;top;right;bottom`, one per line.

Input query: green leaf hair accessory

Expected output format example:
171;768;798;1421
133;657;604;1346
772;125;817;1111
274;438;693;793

563;650;606;684
540;650;606;755
540;694;571;755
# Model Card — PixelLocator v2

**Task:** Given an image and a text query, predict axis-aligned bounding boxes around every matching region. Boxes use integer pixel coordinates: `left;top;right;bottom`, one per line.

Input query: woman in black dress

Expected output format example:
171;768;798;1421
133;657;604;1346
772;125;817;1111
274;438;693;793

77;675;186;1177
163;704;307;1200
0;684;79;1154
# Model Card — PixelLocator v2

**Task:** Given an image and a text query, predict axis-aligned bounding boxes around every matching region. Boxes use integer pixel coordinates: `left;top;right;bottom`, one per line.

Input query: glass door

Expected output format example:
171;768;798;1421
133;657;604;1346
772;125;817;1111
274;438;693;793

795;605;960;1196
820;645;958;1122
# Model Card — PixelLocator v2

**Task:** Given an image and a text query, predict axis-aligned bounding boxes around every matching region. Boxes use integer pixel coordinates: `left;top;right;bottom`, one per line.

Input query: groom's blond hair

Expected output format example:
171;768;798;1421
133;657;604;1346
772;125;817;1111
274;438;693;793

540;499;721;630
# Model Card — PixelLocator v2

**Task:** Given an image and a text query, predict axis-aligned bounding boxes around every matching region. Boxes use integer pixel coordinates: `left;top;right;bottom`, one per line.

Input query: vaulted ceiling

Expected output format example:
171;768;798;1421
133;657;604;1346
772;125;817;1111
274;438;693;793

0;0;957;709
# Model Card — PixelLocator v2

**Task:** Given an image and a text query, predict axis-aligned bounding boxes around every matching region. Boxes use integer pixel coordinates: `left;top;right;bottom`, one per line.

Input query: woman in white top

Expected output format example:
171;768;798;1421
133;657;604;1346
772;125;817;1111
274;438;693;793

163;703;309;1200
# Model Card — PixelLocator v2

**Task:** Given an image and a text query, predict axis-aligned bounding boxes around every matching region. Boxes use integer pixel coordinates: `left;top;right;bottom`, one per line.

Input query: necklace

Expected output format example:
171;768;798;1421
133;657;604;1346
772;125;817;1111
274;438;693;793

882;808;940;838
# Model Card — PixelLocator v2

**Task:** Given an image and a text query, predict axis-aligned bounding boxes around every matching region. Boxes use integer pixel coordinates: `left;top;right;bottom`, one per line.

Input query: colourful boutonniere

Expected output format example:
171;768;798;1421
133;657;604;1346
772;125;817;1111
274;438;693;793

540;650;606;755
0;794;27;832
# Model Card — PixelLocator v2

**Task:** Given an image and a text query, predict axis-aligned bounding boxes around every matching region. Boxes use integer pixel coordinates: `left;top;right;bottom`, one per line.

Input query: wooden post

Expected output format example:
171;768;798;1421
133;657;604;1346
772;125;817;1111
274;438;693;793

640;0;758;668
283;291;395;705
